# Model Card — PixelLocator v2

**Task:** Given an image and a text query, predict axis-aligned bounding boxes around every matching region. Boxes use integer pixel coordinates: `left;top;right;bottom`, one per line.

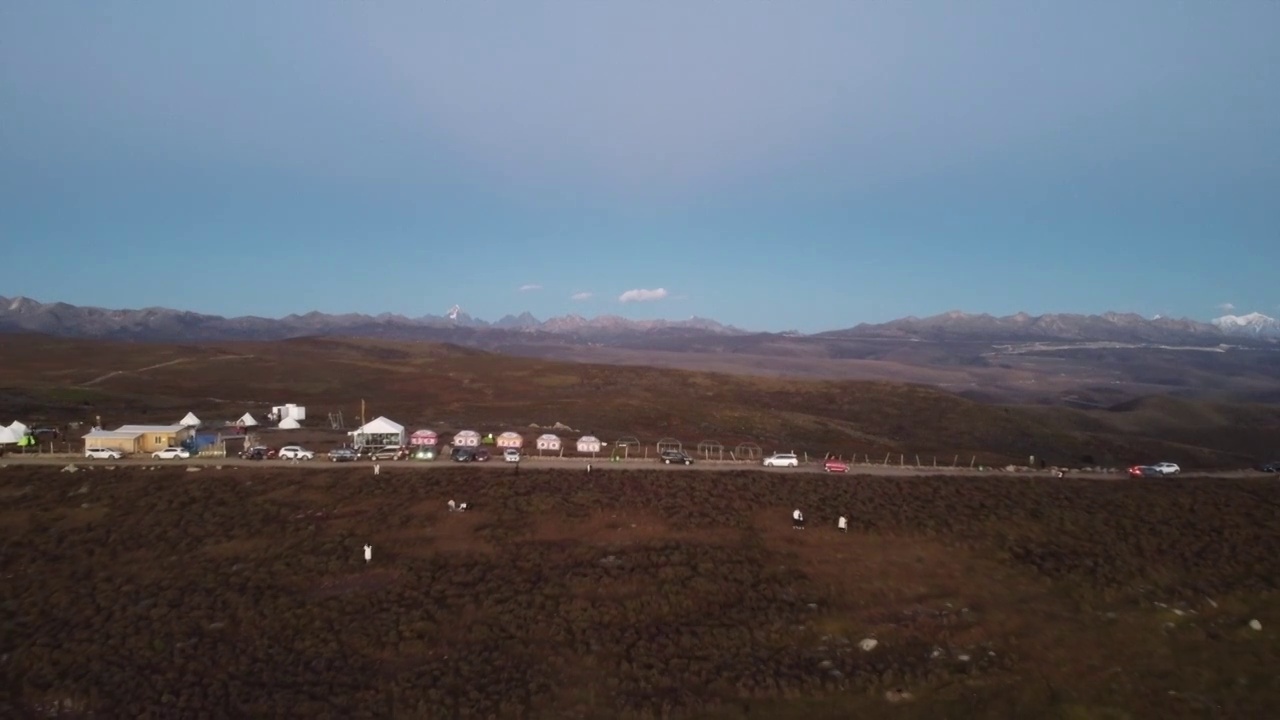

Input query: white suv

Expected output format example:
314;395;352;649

1152;462;1180;475
278;445;315;460
85;447;123;460
763;453;799;468
152;447;191;460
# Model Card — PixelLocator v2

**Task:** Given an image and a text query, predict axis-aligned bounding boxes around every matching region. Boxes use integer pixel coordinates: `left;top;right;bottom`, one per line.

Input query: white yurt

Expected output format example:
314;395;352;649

237;413;259;427
576;435;602;454
8;420;29;436
535;433;561;451
452;430;481;447
278;417;301;430
496;431;524;449
0;426;19;445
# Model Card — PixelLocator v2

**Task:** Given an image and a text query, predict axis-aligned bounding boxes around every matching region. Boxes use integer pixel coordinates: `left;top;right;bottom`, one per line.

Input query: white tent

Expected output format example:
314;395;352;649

278;417;301;429
452;430;481;447
237;413;259;427
535;433;561;451
0;426;19;444
179;412;201;428
9;420;29;436
496;431;524;449
348;416;405;446
576;435;602;454
270;404;306;421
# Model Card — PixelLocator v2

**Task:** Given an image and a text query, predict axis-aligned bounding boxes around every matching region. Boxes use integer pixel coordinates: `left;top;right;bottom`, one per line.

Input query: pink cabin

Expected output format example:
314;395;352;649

409;429;438;447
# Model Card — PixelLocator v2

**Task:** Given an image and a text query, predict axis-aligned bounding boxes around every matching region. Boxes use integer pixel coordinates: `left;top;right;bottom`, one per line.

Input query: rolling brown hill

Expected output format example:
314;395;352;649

1;334;1277;468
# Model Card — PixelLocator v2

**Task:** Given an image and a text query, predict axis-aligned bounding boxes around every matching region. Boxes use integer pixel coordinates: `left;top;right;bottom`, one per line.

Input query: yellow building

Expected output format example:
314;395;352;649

83;429;143;455
114;424;194;453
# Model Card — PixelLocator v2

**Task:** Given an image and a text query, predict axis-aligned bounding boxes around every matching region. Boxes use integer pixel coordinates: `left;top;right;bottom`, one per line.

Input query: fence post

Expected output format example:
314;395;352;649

970;456;976;469
900;454;904;466
883;453;890;466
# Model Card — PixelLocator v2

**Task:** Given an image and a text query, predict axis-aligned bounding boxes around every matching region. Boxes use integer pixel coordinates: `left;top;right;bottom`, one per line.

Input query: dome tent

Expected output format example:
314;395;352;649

278;417;301;429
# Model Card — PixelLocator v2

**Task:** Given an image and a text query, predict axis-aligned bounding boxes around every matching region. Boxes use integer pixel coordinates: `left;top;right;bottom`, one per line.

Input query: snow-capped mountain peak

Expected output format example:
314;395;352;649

1211;312;1280;336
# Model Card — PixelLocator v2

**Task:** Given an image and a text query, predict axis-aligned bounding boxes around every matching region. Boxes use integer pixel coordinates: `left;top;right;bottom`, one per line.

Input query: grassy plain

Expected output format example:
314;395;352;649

2;335;1279;468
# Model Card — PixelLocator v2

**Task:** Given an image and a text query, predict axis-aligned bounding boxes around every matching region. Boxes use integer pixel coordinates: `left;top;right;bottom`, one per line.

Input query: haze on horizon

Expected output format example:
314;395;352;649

1;1;1277;333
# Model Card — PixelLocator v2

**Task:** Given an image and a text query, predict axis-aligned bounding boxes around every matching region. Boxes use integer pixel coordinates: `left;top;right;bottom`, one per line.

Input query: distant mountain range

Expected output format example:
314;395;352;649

1;295;1277;345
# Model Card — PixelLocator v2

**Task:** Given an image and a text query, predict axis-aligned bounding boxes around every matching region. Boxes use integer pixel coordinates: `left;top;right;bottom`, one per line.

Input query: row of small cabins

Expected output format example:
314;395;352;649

81;413;609;456
351;417;605;454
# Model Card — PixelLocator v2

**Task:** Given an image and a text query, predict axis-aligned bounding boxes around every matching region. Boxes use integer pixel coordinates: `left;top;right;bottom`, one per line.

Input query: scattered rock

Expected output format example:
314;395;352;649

929;646;945;659
68;483;90;496
817;660;833;670
1249;619;1262;631
61;464;79;473
885;688;914;703
859;638;878;652
957;653;971;662
598;555;622;567
186;466;202;472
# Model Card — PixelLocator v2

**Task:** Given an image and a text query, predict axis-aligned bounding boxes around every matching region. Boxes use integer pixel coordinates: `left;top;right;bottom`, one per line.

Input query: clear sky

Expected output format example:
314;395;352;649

1;1;1277;333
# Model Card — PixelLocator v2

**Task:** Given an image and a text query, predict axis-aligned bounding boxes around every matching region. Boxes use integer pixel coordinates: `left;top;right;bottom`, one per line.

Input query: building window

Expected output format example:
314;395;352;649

155;435;163;445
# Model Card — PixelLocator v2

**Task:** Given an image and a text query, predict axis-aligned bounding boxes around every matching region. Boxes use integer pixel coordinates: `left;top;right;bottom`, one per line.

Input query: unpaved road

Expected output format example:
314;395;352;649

0;454;1265;480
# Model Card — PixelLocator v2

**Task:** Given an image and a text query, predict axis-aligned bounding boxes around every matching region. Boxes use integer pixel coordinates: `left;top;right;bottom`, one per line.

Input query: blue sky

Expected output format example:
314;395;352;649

1;1;1277;333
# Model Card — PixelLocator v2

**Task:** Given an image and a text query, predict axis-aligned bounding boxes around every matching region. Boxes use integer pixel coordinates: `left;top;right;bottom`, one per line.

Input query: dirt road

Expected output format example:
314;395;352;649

0;453;1261;479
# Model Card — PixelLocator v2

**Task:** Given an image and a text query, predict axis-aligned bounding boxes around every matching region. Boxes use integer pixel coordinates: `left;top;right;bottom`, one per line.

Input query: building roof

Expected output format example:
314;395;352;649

85;429;144;439
179;412;201;426
410;429;438;436
115;424;187;433
348;416;404;436
498;431;522;437
454;429;480;437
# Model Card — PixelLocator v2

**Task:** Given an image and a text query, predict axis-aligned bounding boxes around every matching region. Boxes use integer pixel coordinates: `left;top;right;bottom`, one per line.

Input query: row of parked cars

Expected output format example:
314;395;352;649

84;446;194;460
657;449;851;472
238;444;525;463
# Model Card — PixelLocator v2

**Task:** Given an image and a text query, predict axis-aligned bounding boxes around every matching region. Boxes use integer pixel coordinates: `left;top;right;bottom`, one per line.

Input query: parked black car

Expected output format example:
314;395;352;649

659;450;694;465
328;448;357;462
451;447;491;462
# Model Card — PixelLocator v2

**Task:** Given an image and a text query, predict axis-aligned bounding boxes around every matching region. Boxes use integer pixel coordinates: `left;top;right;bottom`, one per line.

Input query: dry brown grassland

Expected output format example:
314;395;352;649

2;464;1278;718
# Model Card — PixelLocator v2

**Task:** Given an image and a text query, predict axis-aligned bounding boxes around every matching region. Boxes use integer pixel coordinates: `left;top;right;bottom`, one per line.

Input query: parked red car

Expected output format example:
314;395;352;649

823;458;849;473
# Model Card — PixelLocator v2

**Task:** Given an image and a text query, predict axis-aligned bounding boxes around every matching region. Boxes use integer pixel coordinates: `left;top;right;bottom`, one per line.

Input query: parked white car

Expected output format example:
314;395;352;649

503;448;521;463
152;447;191;460
763;452;800;468
84;447;123;460
278;445;315;460
1152;462;1181;475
